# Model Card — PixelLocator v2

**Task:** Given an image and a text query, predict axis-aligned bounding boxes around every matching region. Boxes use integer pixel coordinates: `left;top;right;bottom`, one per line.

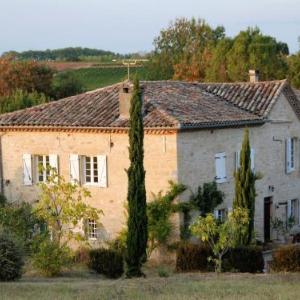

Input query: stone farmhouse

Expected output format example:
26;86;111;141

0;72;300;243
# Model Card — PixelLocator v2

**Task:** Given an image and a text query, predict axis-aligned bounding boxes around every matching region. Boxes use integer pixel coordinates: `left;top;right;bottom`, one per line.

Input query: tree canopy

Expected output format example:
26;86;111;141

147;18;293;84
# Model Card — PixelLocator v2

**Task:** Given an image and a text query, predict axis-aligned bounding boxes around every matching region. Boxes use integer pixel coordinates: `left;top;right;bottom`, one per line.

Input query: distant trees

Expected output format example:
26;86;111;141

288;52;300;88
147;18;291;84
51;72;85;99
0;90;48;114
0;57;53;97
2;47;120;62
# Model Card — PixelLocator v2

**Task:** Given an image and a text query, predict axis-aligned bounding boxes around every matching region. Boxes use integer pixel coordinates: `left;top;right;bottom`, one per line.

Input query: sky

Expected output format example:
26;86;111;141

0;0;299;55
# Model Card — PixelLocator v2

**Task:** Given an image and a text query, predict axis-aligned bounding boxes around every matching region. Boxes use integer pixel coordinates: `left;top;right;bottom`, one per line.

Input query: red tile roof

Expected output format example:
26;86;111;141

0;80;298;130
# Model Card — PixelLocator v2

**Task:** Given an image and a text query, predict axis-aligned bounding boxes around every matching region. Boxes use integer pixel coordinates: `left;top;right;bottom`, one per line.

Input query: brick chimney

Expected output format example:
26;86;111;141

249;70;259;83
119;82;133;119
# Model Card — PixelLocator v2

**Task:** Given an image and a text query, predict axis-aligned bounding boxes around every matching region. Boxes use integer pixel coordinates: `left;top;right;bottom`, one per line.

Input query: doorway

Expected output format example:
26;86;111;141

264;197;272;242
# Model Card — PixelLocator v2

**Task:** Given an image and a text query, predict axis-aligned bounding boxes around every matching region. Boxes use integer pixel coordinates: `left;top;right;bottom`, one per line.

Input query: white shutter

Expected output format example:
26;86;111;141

69;154;80;184
215;152;226;183
214;209;219;219
251;148;255;172
286;138;292;173
235;151;240;171
97;155;107;188
49;154;58;172
22;154;32;185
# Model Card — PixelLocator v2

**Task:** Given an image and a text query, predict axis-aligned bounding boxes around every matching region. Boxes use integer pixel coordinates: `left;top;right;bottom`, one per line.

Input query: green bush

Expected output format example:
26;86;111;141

176;243;213;272
0;233;24;281
32;239;72;277
88;248;124;278
223;246;264;273
271;245;300;272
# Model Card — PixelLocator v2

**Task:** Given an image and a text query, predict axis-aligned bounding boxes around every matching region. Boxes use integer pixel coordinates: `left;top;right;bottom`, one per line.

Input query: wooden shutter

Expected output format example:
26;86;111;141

69;154;80;184
286;138;292;173
215;152;226;183
22;154;32;185
97;155;107;188
251;148;255;172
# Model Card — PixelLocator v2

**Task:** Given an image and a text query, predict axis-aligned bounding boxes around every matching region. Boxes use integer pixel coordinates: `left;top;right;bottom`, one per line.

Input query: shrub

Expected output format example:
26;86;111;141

74;246;91;265
88;248;124;278
271;244;300;272
176;243;212;272
32;239;72;277
223;246;264;273
158;267;169;277
0;233;24;281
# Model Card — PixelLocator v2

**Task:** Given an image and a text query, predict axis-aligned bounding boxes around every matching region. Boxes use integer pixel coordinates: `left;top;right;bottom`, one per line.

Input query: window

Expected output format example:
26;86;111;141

235;148;255;172
36;155;50;182
289;199;299;225
80;155;107;187
215;152;227;183
214;209;227;222
88;219;97;240
84;156;99;184
286;138;296;173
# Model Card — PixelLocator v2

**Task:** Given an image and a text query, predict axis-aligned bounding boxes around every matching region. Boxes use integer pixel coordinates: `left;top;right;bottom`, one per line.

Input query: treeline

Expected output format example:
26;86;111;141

0;57;84;113
1;47;126;62
146;18;300;87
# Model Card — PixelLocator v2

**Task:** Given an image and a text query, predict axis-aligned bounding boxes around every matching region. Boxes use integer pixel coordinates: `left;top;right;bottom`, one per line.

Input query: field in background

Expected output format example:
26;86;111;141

55;66;148;91
1;271;300;300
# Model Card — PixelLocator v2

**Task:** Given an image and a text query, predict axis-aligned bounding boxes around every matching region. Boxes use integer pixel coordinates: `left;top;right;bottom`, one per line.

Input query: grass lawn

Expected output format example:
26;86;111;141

1;267;300;300
55;66;148;91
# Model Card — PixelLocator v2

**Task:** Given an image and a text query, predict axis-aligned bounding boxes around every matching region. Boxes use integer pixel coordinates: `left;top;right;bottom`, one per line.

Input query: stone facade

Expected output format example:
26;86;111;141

0;131;178;241
1;92;300;243
177;93;300;241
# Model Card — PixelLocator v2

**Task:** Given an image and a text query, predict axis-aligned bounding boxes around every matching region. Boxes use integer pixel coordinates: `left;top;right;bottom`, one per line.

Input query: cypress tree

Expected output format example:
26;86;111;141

233;128;256;245
125;78;148;278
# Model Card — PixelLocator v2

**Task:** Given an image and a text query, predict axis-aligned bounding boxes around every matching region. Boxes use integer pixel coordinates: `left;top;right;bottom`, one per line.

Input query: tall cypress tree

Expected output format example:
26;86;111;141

233;128;256;245
125;78;148;278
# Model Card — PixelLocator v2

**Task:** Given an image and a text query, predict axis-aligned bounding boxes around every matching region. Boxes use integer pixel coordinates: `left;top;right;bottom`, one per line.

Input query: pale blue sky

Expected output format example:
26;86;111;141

0;0;299;54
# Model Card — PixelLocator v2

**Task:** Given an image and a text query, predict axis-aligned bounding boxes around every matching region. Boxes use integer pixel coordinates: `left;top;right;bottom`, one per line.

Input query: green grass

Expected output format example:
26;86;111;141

58;66;148;91
1;270;300;300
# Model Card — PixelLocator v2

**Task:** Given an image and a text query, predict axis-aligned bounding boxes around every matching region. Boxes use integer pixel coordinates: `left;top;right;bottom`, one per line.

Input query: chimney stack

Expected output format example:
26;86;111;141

249;70;259;83
119;82;133;119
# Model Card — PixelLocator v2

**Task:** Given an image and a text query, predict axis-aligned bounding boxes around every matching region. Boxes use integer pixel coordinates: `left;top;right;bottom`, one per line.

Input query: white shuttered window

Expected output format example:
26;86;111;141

83;155;107;187
215;152;227;183
235;148;255;172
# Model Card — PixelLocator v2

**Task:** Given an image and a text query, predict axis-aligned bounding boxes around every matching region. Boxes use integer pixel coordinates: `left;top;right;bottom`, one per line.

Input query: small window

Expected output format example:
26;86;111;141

214;209;227;222
84;156;99;185
36;155;50;182
88;219;97;240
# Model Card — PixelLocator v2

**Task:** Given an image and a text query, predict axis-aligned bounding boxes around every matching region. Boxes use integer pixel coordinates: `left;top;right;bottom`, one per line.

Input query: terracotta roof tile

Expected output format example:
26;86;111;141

0;80;298;130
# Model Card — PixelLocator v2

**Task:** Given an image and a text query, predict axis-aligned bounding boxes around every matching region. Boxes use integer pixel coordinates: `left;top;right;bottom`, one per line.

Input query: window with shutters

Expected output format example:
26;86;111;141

36;155;50;182
215;152;227;183
81;155;107;187
235;148;255;172
286;138;296;173
87;219;97;240
214;209;227;222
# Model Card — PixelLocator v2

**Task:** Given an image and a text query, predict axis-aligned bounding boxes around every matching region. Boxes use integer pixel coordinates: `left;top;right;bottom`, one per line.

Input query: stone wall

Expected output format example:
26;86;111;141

0;131;178;241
